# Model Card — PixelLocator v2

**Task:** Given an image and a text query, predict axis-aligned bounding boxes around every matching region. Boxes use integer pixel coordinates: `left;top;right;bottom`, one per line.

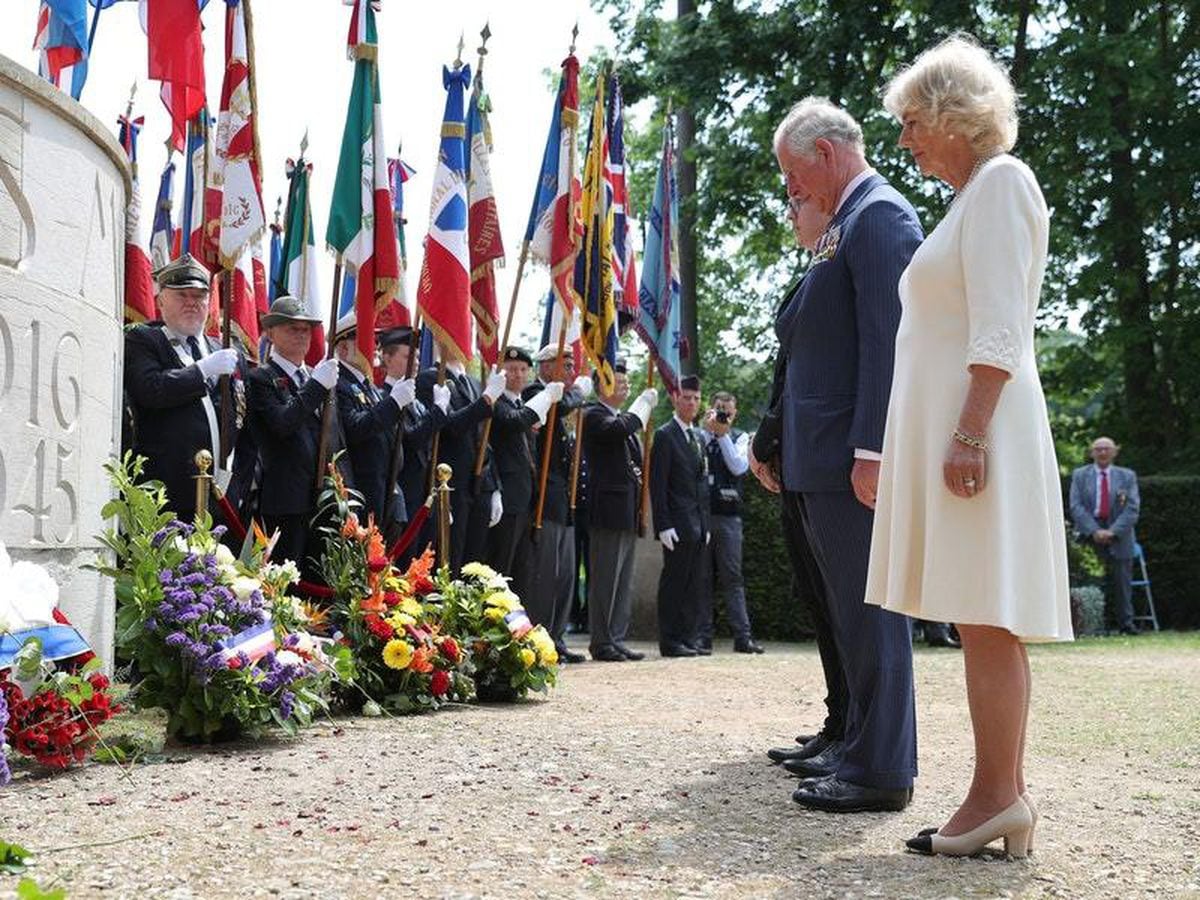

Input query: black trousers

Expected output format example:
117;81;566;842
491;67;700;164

263;513;320;583
791;490;917;790
781;491;847;741
486;510;530;581
657;537;706;649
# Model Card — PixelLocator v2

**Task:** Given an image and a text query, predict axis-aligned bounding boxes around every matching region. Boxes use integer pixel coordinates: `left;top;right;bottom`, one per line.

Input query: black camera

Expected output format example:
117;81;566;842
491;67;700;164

715;410;730;424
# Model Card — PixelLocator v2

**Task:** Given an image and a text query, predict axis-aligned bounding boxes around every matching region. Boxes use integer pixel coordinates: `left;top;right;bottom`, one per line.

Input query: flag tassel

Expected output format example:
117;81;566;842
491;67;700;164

473;239;530;476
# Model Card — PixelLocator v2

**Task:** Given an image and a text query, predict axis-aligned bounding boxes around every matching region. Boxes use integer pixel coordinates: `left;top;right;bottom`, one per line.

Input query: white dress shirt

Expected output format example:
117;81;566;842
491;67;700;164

697;427;750;476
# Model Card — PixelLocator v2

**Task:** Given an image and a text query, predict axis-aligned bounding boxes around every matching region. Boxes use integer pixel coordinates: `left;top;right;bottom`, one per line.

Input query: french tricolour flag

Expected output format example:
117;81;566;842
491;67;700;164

415;64;474;365
215;618;276;664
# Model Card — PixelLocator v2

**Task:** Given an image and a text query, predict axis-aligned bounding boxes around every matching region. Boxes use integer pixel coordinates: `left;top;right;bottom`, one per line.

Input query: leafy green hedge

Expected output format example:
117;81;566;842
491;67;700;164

717;475;1200;640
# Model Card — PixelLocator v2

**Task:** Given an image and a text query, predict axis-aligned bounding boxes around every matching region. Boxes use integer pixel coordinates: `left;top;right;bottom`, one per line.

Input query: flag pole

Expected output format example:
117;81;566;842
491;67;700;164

315;254;344;490
534;318;570;530
637;355;656;537
473;240;528;476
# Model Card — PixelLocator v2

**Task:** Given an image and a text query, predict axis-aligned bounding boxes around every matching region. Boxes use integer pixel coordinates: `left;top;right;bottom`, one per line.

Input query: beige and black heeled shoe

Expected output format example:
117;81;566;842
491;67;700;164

916;792;1039;854
906;798;1034;859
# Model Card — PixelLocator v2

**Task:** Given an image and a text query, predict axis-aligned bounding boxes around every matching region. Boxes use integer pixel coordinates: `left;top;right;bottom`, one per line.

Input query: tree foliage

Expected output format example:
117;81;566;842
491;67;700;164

596;0;1199;473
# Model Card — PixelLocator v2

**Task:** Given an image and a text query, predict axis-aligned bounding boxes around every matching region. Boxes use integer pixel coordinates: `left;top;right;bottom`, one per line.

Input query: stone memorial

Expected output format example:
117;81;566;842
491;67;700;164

0;55;130;662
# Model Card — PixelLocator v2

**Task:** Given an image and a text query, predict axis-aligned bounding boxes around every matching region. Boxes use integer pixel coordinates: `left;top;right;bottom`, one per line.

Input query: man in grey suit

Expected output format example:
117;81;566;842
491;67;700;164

772;97;923;813
1069;436;1141;634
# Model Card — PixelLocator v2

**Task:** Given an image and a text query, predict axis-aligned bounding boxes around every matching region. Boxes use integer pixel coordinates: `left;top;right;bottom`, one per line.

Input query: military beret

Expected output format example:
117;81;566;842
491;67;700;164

378;326;414;349
153;253;211;290
503;346;533;366
679;374;701;392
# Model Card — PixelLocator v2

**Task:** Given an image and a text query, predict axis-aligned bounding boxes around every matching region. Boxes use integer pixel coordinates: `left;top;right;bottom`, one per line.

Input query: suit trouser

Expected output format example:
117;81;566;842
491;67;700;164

588;527;637;654
263;513;318;583
446;488;490;576
572;521;590;628
486;511;530;580
699;514;752;642
657;537;706;649
526;519;576;650
781;491;847;740
1102;551;1135;629
794;490;916;790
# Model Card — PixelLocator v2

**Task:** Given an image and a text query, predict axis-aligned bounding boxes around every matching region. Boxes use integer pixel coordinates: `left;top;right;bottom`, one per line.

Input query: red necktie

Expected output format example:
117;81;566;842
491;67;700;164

1098;470;1111;521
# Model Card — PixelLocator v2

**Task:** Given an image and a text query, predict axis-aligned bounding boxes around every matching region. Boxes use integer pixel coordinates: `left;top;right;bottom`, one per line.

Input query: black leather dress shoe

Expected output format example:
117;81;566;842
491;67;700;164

591;647;626;662
734;638;765;654
795;733;817;745
559;649;587;664
767;733;833;763
660;643;698;658
791;776;910;813
616;645;645;661
782;741;844;777
690;643;713;656
924;623;961;648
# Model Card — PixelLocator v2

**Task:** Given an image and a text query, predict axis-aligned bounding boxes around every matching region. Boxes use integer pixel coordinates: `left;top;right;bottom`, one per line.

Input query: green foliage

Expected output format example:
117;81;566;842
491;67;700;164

0;841;30;875
16;878;64;900
596;0;1200;467
1126;475;1200;629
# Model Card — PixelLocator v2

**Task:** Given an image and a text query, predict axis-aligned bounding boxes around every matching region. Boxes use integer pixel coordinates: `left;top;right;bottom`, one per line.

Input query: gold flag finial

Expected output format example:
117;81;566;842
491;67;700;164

569;22;579;54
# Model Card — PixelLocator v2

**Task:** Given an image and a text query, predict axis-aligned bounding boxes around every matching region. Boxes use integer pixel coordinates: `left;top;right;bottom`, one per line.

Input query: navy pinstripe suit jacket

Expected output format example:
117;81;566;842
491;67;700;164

778;174;923;493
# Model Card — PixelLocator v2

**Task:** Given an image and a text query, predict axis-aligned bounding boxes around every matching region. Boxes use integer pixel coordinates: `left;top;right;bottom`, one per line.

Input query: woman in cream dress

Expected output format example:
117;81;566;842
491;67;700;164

865;36;1072;859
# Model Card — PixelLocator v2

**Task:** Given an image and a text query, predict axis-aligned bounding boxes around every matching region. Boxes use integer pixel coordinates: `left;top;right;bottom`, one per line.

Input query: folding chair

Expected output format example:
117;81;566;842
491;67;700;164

1130;543;1160;632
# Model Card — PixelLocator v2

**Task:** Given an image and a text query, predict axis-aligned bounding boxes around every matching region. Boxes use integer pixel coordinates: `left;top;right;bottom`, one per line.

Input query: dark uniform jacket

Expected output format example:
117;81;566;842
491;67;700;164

124;322;252;522
489;393;541;516
246;358;348;518
335;362;402;526
650;418;710;543
524;380;587;525
394;392;447;520
415;367;498;497
582;401;644;532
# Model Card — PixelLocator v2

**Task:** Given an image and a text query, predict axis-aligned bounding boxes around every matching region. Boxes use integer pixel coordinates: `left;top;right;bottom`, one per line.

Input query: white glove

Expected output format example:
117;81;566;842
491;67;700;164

389;377;416;409
572;374;594;399
544;380;565;403
629;387;659;429
310;358;339;390
658;527;679;552
196;348;238;380
525;385;556;424
432;383;451;413
483;368;506;403
489;490;503;527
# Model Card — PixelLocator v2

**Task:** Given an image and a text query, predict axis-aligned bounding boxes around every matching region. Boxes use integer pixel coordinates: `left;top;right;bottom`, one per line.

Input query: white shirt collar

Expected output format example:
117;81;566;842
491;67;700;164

271;354;304;379
503;389;522;402
673;415;693;433
163;324;205;347
834;168;877;216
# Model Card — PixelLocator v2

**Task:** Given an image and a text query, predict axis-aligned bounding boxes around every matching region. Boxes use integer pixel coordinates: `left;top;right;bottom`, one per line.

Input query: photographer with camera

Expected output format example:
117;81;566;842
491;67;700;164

698;391;764;654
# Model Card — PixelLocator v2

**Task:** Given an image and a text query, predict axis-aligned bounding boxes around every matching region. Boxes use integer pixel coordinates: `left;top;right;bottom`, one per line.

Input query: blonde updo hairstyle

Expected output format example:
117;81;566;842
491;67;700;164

883;34;1018;155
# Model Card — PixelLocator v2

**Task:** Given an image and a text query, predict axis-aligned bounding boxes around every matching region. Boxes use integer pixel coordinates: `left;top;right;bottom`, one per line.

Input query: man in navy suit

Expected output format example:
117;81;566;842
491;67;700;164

332;317;418;532
771;97;923;813
245;296;345;576
124;254;254;525
650;375;711;657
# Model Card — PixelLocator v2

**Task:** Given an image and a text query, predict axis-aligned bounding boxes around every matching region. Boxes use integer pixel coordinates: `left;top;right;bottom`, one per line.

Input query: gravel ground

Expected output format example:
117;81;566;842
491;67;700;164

3;634;1199;899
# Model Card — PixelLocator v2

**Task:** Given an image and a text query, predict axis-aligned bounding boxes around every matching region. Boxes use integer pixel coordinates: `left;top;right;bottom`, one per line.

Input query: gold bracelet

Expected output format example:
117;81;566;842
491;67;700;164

953;428;989;452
